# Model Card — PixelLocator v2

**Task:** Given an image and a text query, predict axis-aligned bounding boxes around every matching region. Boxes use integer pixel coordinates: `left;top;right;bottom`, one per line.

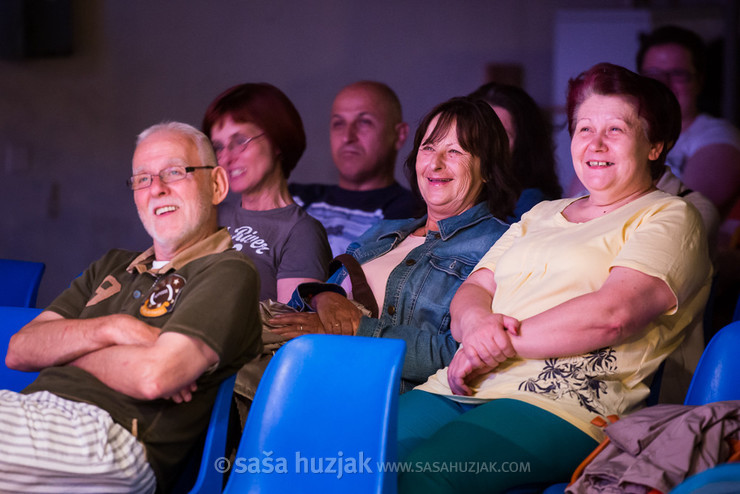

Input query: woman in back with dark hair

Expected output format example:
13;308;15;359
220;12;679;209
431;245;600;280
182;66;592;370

469;82;562;221
202;83;331;303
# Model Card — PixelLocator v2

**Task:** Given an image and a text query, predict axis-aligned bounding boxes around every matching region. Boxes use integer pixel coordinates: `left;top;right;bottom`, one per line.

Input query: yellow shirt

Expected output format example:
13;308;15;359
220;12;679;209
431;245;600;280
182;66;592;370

417;191;712;441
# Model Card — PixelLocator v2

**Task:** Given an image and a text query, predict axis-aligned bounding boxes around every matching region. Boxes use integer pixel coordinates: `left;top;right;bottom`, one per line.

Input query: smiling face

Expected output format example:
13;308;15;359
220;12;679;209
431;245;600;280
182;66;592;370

570;94;662;203
133;130;220;260
415;116;483;225
209;115;283;198
329;84;405;190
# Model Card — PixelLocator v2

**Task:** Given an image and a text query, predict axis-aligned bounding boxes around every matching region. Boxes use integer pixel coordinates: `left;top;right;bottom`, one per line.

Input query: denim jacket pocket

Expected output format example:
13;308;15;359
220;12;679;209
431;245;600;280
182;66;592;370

408;255;476;334
428;255;476;281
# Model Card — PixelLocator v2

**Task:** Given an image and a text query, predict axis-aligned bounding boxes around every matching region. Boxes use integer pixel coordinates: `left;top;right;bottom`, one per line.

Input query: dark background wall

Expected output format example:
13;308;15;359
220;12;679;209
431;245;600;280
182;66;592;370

1;0;736;306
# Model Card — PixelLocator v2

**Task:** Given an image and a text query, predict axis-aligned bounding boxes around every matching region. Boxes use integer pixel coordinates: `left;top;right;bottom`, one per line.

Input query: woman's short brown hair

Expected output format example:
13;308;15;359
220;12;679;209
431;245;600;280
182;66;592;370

202;83;306;179
566;63;681;180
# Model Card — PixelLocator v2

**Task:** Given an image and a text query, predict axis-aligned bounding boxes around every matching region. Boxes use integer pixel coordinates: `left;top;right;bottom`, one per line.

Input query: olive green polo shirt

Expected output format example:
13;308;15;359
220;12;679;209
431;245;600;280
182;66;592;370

24;228;262;491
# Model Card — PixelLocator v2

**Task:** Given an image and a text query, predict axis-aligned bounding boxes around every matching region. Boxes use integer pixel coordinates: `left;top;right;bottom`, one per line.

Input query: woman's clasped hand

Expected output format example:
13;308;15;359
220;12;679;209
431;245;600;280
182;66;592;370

271;291;363;337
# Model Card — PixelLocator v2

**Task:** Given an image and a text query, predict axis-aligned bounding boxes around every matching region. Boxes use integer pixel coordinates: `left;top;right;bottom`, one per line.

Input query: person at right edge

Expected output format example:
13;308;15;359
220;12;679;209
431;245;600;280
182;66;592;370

637;25;740;222
638;24;740;329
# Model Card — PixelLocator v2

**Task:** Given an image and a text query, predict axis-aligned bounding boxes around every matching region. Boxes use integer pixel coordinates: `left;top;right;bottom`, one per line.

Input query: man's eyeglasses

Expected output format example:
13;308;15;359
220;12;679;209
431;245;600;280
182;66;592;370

127;166;214;190
212;133;265;159
642;69;695;85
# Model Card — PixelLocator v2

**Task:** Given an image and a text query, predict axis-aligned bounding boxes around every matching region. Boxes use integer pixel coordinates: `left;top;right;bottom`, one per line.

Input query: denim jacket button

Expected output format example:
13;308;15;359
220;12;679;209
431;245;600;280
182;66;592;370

405;259;416;266
388;305;396;315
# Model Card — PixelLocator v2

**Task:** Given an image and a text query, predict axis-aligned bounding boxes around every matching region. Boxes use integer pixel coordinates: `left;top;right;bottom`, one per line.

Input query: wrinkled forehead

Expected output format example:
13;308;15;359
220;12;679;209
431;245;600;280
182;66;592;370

132;131;199;173
575;93;638;121
575;92;652;139
423;113;458;144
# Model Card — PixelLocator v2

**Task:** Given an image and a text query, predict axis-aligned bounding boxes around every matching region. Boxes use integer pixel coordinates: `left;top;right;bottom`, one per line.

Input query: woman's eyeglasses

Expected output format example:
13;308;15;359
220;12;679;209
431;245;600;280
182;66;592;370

212;133;265;159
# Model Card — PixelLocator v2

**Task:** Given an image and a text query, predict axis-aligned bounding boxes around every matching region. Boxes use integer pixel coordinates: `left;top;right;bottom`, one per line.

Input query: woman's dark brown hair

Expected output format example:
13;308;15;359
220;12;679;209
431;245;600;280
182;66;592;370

470;82;562;200
404;97;520;221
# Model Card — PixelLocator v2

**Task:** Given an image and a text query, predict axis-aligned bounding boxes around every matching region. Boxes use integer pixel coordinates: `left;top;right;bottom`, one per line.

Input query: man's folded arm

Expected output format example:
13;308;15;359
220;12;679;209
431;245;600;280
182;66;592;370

6;311;161;372
70;331;218;401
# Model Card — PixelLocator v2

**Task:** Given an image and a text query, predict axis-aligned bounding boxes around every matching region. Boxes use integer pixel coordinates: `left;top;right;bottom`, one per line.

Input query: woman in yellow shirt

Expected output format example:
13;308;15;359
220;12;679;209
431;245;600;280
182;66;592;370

398;63;713;493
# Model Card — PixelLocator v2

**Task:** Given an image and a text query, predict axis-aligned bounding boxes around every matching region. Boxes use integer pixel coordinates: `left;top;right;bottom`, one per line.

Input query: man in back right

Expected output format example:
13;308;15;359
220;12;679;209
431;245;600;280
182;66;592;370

290;81;421;256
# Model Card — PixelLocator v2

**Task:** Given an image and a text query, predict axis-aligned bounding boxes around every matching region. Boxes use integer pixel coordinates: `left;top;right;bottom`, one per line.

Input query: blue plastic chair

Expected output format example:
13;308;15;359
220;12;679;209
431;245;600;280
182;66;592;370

683;320;740;406
182;373;237;494
223;334;406;494
667;320;740;493
670;463;740;494
0;306;43;390
542;484;568;494
0;259;46;308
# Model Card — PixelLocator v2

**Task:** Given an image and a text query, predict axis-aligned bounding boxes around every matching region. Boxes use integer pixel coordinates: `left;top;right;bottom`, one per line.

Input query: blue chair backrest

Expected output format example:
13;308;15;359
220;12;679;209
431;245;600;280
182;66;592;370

669;463;740;494
684;320;740;406
0;259;46;308
1;306;43;390
670;321;740;492
184;373;236;494
224;334;406;494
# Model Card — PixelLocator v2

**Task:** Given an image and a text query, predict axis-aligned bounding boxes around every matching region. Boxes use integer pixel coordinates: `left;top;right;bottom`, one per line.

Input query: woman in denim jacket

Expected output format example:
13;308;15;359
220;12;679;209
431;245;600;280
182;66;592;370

273;97;520;391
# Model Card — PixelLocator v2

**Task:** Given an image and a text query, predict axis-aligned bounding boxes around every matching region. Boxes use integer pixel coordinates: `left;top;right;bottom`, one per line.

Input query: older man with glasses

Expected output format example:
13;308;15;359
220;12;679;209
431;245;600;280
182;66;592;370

1;122;261;493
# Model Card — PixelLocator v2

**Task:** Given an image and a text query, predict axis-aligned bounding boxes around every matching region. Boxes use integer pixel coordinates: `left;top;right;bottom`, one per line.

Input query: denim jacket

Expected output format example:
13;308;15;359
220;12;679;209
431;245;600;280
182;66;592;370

291;202;509;392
